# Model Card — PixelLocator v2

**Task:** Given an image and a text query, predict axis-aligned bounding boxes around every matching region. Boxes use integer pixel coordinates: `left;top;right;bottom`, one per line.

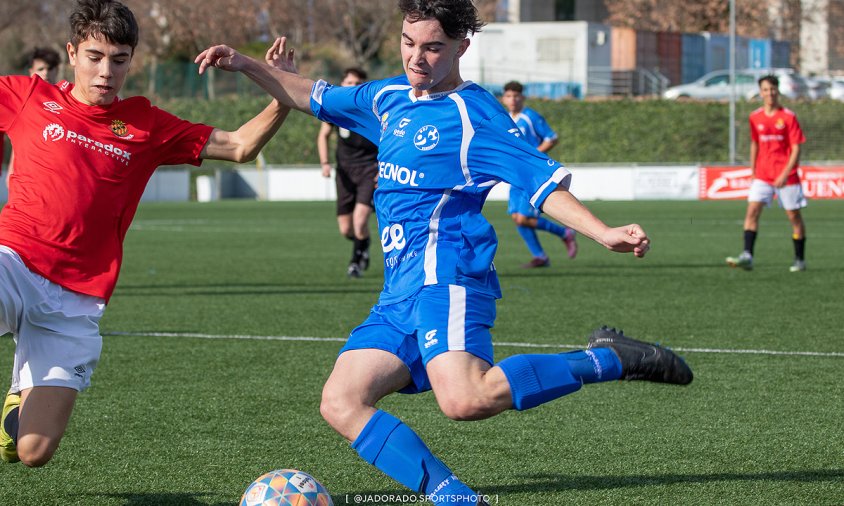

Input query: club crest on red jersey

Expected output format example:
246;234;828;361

110;119;129;137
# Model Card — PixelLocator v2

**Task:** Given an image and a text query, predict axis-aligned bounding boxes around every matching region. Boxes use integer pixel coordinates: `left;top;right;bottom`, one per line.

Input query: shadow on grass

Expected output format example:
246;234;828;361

74;469;844;506
77;492;229;506
481;468;844;494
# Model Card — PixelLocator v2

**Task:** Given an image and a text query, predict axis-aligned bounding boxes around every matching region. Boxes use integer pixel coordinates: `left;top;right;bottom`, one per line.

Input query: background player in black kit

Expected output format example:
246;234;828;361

316;68;379;278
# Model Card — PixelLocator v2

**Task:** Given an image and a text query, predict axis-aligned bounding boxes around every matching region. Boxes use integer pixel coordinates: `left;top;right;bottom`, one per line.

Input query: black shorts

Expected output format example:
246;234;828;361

335;162;377;215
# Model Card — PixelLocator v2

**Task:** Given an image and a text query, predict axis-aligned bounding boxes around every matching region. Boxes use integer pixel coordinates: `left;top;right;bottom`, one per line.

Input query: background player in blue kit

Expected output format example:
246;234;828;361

501;80;578;267
197;1;693;504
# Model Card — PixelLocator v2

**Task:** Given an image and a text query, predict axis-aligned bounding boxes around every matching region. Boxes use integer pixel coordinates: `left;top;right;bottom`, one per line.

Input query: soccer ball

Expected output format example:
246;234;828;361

240;469;334;506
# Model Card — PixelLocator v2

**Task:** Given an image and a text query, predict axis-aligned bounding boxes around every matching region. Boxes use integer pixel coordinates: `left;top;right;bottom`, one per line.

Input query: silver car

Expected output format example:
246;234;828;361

828;78;844;101
663;68;808;100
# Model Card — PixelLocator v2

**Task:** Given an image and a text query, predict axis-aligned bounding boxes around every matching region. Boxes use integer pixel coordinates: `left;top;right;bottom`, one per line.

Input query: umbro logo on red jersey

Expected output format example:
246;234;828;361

43;101;63;114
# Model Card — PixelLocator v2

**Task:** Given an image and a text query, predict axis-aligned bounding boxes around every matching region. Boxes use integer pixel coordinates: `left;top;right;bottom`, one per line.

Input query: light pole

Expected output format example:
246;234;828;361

729;0;736;164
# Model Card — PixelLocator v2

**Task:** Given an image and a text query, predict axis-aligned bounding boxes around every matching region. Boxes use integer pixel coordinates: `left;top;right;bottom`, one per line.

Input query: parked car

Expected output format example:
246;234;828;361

804;76;830;100
663;68;808;100
826;77;844;101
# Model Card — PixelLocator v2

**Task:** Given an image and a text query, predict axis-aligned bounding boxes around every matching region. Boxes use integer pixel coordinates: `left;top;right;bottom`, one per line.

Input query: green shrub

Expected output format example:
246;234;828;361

159;96;844;165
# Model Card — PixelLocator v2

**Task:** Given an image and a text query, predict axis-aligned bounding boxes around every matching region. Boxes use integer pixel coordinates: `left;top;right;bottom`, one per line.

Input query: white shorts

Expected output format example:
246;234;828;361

0;246;105;392
748;180;807;211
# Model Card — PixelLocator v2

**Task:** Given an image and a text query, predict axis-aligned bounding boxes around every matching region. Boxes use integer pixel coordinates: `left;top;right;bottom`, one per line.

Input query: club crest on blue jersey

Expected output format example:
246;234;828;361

380;112;390;140
413;125;439;151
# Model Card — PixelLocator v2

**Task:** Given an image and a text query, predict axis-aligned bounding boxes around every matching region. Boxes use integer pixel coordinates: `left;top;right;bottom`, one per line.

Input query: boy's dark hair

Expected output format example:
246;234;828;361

398;0;485;39
758;74;779;88
344;67;368;81
27;47;62;70
70;0;139;52
503;81;523;93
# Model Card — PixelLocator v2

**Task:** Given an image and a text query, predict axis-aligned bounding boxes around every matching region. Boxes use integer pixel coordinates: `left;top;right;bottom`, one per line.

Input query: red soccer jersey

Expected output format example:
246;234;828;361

749;106;805;185
0;131;5;175
0;76;213;301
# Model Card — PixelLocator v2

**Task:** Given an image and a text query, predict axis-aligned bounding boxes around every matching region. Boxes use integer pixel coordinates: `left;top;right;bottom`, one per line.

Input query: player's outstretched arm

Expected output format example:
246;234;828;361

200;38;296;162
195;40;315;114
316;122;334;178
541;188;650;258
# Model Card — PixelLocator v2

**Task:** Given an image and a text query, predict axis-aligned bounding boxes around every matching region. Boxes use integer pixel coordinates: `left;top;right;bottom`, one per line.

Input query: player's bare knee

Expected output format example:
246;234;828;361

436;393;495;421
17;440;56;468
511;214;527;226
319;385;357;431
353;227;368;241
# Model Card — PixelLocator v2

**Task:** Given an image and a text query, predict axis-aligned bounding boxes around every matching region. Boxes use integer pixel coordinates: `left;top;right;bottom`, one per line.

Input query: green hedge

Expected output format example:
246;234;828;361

159;96;844;166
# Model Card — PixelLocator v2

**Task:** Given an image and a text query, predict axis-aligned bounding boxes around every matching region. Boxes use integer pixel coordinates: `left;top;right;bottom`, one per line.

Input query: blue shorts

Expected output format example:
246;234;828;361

507;187;541;218
340;284;496;394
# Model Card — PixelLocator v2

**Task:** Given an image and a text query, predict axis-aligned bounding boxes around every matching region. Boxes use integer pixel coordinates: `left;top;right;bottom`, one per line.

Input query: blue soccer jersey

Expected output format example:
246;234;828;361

507;107;560;216
311;76;571;304
511;107;558;148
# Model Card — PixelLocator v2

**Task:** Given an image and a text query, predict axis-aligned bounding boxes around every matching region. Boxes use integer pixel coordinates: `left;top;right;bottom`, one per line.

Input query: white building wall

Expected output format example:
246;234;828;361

462;22;611;97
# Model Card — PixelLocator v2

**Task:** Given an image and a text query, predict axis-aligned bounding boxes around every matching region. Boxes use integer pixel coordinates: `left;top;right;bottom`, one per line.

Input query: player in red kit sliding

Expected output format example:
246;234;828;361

0;0;295;466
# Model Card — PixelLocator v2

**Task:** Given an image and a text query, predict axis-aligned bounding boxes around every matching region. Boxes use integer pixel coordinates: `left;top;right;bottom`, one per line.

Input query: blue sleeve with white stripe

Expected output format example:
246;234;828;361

526;108;558;142
310;79;385;144
469;111;570;209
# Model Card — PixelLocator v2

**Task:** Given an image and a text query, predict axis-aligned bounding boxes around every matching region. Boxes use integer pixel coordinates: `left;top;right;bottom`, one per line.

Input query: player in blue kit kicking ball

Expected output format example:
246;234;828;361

196;1;693;504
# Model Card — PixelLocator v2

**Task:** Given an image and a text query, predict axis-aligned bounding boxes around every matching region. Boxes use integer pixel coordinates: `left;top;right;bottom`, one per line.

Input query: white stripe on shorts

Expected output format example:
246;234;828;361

447;284;466;351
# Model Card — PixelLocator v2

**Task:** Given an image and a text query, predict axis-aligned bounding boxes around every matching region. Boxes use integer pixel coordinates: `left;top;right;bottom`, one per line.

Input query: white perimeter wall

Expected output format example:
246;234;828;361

216;165;701;202
0;164;720;203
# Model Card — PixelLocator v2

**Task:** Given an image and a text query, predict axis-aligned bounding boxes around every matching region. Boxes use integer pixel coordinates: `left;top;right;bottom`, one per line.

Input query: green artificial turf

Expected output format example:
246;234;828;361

1;200;842;505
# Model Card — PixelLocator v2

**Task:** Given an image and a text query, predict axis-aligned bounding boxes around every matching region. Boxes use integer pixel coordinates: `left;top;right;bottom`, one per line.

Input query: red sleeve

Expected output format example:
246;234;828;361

150;106;214;167
748;115;759;143
788;115;806;146
0;76;33;131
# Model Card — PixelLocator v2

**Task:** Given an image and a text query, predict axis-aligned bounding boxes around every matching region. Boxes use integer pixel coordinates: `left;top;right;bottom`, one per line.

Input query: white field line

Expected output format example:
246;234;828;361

103;331;844;358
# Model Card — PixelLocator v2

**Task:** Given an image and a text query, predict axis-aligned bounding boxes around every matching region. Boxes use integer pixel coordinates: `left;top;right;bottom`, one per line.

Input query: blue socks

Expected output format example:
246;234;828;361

561;349;622;384
536;217;568;237
517;220;569;259
352;410;476;504
516;225;545;258
497;349;622;411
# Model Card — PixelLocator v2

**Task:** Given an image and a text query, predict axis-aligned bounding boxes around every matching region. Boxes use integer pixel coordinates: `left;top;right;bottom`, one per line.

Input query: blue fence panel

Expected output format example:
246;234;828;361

481;82;583;100
735;36;750;69
749;39;771;69
772;40;791;68
703;33;729;73
524;82;583;100
681;33;706;83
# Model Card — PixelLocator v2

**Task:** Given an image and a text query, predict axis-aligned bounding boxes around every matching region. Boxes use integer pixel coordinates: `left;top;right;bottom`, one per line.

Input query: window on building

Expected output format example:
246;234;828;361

555;0;575;21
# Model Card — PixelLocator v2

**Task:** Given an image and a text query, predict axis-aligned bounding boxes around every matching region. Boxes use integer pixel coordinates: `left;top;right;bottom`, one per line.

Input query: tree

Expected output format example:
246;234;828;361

0;0;69;73
317;0;399;67
603;0;776;35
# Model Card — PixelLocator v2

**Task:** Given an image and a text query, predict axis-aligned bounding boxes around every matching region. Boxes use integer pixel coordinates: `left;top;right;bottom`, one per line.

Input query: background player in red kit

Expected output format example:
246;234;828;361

0;0;294;466
726;74;807;272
